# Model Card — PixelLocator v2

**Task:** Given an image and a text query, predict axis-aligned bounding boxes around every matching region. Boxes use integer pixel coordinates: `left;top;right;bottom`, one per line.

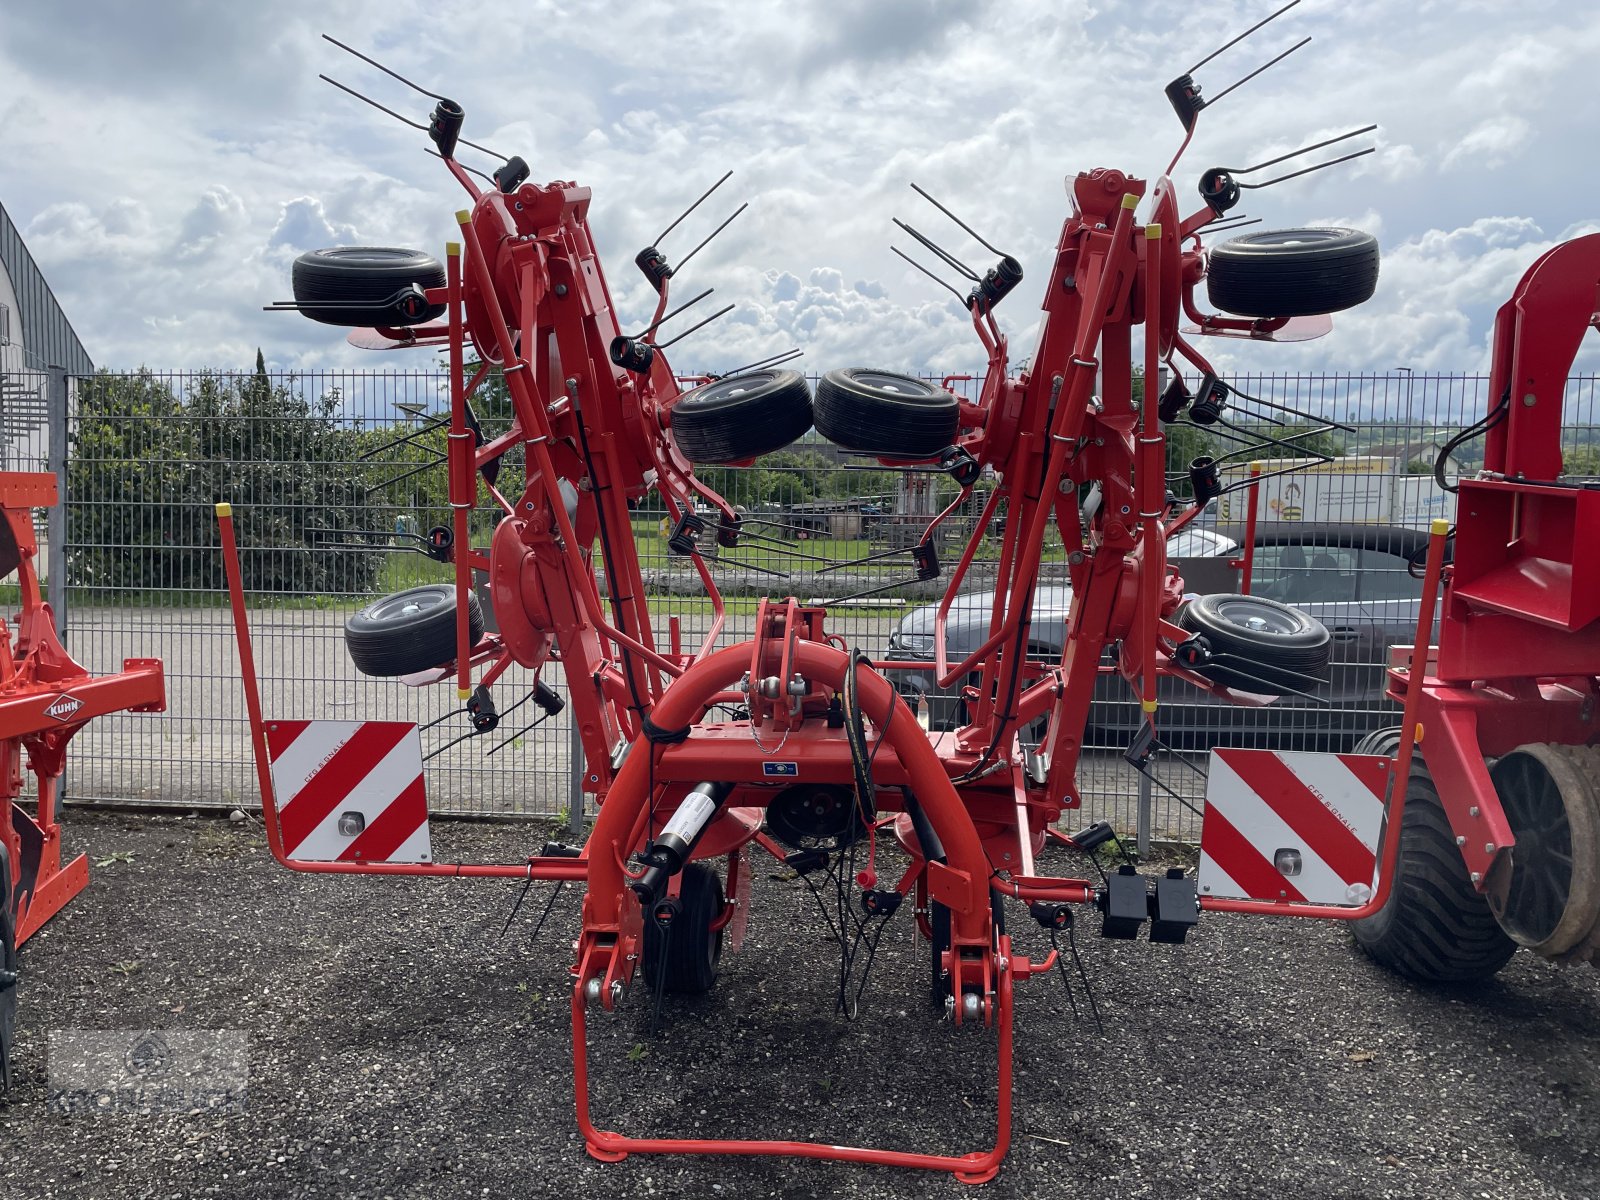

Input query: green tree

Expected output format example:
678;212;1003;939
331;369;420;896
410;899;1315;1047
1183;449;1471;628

69;364;385;597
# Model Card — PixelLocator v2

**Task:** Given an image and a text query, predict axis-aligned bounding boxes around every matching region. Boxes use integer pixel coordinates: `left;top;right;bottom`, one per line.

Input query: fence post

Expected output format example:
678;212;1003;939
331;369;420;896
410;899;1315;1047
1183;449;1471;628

568;714;584;837
1136;769;1153;858
46;366;67;636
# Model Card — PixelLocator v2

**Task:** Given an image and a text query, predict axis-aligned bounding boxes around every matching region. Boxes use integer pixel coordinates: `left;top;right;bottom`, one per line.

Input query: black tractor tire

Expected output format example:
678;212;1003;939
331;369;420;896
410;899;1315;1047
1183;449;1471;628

1351;754;1517;983
1;842;17;1098
344;584;483;677
1205;228;1380;318
814;368;959;458
642;862;725;995
1175;592;1331;694
669;370;814;465
291;247;447;327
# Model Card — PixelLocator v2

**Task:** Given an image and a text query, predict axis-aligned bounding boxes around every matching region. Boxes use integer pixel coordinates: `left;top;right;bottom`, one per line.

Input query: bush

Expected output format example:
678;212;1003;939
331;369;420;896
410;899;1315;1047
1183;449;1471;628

68;363;384;598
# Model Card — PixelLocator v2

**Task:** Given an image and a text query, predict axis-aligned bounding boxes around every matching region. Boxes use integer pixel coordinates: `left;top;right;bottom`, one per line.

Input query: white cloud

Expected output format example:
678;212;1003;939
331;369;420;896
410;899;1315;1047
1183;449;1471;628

0;0;1595;384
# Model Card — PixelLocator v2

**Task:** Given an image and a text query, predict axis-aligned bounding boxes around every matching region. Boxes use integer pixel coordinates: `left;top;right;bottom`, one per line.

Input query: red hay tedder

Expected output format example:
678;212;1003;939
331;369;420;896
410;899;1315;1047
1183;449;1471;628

0;474;165;1094
223;4;1600;1182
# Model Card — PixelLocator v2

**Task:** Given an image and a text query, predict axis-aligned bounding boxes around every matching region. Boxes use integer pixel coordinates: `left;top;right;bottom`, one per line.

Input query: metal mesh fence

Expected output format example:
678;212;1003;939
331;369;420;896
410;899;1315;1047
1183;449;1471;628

54;368;1600;843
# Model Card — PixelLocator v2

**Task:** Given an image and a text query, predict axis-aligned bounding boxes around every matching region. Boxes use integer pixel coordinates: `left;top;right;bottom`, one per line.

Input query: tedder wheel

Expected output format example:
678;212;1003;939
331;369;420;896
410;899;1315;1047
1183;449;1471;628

1;842;17;1097
669;370;814;465
291;247;448;327
1175;593;1331;694
813;369;959;459
642;862;725;994
344;584;484;678
1486;744;1600;963
1351;742;1516;983
1205;227;1380;318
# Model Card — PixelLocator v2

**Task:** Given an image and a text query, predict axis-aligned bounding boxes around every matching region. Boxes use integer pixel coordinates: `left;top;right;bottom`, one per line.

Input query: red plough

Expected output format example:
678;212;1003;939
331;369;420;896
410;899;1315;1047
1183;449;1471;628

0;472;166;1093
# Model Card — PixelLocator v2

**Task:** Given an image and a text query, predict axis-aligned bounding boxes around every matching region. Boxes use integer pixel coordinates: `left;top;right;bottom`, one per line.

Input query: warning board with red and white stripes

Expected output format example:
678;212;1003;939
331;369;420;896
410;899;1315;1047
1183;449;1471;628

1199;748;1390;907
266;720;431;864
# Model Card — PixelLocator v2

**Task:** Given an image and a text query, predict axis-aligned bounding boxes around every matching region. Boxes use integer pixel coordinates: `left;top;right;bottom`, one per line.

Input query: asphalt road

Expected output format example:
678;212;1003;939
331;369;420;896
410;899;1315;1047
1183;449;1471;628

6;812;1600;1199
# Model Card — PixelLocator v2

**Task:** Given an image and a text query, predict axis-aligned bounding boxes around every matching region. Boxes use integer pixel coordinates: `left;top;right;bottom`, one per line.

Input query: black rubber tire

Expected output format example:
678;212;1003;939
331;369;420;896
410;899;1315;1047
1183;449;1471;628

292;247;447;327
1;843;16;1098
344;584;484;678
642;862;724;995
1175;592;1331;693
669;370;813;465
1352;727;1404;758
814;369;959;458
1206;228;1379;318
1352;755;1517;983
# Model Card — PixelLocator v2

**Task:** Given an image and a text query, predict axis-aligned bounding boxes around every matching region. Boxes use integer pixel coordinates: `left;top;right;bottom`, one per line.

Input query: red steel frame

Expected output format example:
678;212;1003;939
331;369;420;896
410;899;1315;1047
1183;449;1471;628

227;59;1434;1182
0;473;165;947
1377;235;1600;894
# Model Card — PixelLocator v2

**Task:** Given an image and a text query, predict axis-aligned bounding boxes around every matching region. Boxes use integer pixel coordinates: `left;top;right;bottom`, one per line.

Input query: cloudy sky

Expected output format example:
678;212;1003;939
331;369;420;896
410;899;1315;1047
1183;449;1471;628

1;0;1597;379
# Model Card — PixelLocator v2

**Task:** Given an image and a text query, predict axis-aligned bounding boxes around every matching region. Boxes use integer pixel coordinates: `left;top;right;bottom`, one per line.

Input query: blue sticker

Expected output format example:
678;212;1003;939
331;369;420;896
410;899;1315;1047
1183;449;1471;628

762;762;799;777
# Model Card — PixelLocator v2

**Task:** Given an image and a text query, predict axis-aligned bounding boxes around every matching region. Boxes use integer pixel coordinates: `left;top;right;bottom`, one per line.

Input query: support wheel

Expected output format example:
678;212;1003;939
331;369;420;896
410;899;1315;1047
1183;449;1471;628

1205;227;1380;318
642;862;724;995
1;844;17;1098
1351;751;1515;983
1175;593;1330;694
1487;743;1600;961
814;369;959;458
344;585;483;677
668;371;813;465
291;247;447;327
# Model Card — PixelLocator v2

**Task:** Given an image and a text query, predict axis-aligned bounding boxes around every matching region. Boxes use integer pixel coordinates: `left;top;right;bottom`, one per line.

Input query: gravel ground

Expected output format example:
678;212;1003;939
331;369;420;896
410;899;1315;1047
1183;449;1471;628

6;810;1600;1199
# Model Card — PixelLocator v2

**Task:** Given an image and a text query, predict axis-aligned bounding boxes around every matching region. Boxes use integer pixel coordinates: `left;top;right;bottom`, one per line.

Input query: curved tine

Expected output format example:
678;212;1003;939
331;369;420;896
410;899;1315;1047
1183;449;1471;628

1224;125;1378;176
323;34;448;101
425;148;492;182
1204;36;1311;109
1186;0;1304;75
892;218;980;282
1238;146;1376;190
909;182;1007;257
656;171;734;246
892;247;969;304
321;75;428;131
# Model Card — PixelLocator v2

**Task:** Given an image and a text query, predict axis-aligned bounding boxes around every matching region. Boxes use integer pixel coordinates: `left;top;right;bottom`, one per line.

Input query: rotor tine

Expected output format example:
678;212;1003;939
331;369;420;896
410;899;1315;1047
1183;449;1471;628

892;219;980;282
656;171;734;246
673;203;749;274
1186;0;1305;75
909;182;1007;257
1228;124;1378;175
1238;146;1377;190
322;33;447;101
637;287;714;340
892;247;969;304
425;147;493;182
320;75;428;131
1204;36;1312;109
656;303;735;350
720;348;804;377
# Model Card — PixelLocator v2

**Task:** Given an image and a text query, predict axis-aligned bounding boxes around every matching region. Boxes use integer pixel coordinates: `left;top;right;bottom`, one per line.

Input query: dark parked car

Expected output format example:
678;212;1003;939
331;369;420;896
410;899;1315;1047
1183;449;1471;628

884;523;1436;750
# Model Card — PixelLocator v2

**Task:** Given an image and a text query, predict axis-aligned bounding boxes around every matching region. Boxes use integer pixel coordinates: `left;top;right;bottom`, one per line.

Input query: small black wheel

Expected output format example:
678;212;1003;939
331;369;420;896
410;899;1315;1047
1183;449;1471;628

1;843;17;1098
291;247;447;327
1352;754;1516;983
1205;227;1379;318
669;370;814;465
642;862;724;995
814;368;959;458
344;584;484;677
1175;592;1330;694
